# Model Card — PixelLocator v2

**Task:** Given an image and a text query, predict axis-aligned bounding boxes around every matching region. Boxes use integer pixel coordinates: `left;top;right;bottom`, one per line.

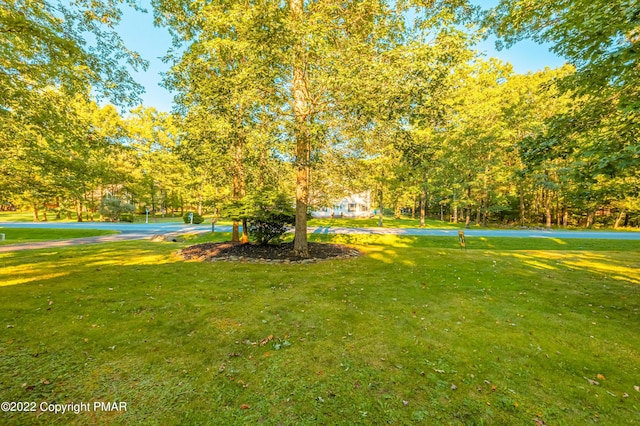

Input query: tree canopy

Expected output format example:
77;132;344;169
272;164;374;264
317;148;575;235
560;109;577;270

1;0;639;233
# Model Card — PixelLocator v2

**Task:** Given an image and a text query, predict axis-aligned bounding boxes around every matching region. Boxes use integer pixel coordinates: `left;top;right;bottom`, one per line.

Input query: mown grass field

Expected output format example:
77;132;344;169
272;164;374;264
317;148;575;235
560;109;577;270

0;232;639;425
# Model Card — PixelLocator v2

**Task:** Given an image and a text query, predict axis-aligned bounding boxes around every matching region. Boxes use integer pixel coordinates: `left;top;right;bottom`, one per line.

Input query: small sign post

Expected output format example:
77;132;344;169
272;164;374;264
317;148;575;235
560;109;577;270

458;230;466;250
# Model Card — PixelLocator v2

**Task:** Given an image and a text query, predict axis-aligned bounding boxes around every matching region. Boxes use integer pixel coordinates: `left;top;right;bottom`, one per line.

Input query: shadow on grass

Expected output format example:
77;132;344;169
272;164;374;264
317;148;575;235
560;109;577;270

0;242;182;287
500;250;640;285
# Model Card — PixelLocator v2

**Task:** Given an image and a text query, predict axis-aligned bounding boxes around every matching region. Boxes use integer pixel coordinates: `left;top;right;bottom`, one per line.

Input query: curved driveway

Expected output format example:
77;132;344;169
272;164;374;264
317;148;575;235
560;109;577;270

1;221;639;252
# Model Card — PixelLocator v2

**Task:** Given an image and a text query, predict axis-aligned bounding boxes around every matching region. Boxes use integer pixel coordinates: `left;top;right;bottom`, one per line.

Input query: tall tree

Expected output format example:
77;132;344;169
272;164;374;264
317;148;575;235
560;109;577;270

1;0;147;213
486;1;639;209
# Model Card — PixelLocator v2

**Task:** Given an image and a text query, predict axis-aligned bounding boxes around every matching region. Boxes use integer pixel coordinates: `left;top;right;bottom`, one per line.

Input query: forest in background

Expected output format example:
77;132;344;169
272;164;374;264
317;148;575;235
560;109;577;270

1;1;638;240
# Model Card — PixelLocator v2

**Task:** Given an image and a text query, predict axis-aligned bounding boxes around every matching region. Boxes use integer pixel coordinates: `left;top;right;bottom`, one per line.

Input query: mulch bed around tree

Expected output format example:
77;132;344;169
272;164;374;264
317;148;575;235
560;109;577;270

178;241;361;264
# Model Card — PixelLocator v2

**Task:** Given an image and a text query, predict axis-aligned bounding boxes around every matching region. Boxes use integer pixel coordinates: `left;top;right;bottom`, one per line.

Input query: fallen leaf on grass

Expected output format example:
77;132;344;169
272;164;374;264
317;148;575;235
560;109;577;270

634;385;639;392
450;384;457;390
584;376;599;386
259;335;274;346
41;378;50;385
240;404;250;410
596;374;606;381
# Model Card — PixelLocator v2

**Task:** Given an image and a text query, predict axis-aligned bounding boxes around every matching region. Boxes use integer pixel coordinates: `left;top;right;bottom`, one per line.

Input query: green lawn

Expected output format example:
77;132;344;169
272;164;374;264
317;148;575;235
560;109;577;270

0;234;638;425
0;228;118;245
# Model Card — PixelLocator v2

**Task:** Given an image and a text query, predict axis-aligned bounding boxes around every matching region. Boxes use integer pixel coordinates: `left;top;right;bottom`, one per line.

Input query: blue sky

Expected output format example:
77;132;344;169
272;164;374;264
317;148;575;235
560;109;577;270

115;2;566;113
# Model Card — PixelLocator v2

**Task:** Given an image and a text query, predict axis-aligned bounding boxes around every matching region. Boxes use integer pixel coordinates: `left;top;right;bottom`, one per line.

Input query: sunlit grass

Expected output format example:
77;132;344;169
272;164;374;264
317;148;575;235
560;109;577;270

0;235;638;424
308;232;640;251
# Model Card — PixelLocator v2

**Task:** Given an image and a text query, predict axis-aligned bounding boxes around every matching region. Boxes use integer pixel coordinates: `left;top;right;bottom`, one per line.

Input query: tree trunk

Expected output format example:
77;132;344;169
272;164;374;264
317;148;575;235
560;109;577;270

586;210;595;228
544;189;552;229
519;189;526;226
32;204;40;222
419;190;426;227
232;222;240;242
452;193;458;223
291;0;310;257
55;197;61;220
231;134;247;243
466;186;472;228
76;200;83;222
241;218;249;244
614;210;626;229
377;185;384;227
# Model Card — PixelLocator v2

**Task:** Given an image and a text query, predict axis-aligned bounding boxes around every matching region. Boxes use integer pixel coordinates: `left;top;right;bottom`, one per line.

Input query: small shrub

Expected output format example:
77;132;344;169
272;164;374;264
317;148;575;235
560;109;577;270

120;213;134;223
183;211;204;224
247;193;295;245
99;196;134;222
221;191;295;245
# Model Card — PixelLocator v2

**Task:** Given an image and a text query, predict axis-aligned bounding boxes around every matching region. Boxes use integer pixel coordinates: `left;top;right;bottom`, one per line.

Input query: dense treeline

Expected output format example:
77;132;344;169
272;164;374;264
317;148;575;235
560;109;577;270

1;0;638;232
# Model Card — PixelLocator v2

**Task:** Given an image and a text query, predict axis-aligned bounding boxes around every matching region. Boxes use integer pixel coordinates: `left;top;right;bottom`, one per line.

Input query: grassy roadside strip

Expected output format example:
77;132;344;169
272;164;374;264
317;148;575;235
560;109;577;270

0;228;119;245
0;234;638;425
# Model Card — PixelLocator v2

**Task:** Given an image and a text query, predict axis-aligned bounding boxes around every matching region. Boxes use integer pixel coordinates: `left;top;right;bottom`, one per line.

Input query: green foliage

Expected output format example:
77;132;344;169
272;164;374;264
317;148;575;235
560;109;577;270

119;213;134;223
485;0;640;224
98;196;134;222
247;192;296;245
183;211;204;224
222;191;295;245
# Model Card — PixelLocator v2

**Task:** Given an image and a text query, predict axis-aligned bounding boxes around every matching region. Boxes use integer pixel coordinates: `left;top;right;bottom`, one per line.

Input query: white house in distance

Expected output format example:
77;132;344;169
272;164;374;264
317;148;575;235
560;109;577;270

311;191;374;218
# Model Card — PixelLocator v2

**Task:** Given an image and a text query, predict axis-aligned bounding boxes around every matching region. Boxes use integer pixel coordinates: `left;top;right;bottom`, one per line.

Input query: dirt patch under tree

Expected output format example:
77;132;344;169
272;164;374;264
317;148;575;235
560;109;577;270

178;241;361;264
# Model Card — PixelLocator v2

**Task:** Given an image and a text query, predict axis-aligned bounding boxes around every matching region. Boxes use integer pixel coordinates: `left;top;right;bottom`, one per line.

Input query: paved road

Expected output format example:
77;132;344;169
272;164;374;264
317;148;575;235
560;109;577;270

308;226;640;240
0;222;212;253
1;221;639;252
2;221;640;239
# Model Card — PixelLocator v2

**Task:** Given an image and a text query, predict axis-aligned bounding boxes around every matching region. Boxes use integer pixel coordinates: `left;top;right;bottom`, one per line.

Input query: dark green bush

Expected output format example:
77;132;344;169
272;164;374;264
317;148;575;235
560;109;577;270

183;211;204;224
120;213;134;223
221;191;295;245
